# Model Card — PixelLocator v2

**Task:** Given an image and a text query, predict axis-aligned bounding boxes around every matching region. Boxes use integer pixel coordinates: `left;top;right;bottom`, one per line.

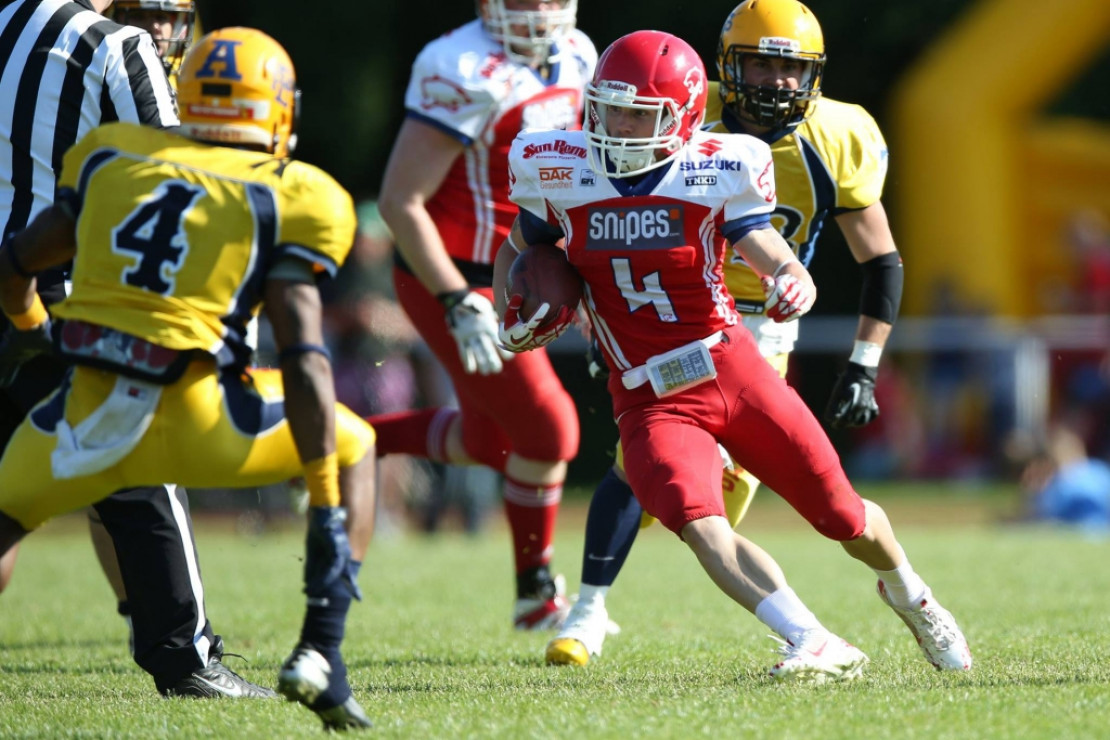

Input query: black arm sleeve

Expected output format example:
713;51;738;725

858;251;903;325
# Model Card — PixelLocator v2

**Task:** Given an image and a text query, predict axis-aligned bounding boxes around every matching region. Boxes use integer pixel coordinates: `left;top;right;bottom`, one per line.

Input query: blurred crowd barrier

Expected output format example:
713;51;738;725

787;314;1110;482
191;311;1108;535
189;208;1109;534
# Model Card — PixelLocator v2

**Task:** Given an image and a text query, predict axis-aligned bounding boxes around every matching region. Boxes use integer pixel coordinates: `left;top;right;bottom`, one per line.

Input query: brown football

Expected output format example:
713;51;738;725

507;242;583;326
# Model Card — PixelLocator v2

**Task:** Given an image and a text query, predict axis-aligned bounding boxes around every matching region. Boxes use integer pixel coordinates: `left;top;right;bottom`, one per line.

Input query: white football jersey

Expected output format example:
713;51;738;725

508;128;777;373
403;20;597;267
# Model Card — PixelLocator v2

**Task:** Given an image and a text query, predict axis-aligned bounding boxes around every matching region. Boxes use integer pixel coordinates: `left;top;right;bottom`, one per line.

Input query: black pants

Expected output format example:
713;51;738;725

1;353;214;692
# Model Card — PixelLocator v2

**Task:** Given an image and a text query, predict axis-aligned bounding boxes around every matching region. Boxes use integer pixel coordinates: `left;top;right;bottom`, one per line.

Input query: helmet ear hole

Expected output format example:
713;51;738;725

291;88;302;136
281;87;301;155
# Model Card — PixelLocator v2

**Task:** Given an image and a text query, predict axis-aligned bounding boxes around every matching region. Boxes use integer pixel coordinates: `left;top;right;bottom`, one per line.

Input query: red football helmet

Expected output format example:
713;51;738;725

584;30;708;178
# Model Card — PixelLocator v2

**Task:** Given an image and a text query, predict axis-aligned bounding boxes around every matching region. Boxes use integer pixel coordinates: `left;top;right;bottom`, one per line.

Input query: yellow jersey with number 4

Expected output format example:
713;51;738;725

703;85;888;309
52;122;356;369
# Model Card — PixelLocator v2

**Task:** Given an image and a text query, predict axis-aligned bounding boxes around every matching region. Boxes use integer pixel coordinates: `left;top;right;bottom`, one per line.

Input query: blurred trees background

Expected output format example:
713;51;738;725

188;2;1107;488
195;0;1107;315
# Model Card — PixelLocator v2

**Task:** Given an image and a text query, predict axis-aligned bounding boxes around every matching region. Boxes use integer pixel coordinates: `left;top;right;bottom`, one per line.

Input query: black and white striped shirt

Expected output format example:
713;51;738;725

0;0;179;246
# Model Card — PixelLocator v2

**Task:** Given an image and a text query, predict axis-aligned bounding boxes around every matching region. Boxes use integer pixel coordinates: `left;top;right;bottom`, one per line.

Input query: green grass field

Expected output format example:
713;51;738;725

1;483;1108;739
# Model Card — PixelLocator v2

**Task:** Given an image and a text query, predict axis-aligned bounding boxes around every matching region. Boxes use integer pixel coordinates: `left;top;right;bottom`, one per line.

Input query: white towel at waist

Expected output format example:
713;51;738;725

52;376;163;479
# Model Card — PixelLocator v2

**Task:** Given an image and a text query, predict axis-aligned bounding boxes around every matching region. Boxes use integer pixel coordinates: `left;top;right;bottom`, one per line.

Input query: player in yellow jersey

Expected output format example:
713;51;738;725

0;28;376;730
547;1;967;675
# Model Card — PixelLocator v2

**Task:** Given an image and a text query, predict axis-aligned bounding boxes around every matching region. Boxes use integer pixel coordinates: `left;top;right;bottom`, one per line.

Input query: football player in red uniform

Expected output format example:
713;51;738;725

547;0;972;676
494;29;971;681
370;0;595;629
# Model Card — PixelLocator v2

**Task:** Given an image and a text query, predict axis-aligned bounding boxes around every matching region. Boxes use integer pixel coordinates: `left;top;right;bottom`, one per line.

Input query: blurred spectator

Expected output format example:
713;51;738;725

1045;210;1110;459
322;201;497;535
843;359;925;479
1038;208;1110;315
323;200;421;416
1010;424;1110;534
917;279;994;477
405;345;499;535
1066;208;1110;315
1052;345;1110;461
418;464;499;535
322;201;424;534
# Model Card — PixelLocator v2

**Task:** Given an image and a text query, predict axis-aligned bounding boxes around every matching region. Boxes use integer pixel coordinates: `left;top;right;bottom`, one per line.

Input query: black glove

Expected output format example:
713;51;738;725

0;318;53;387
304;506;362;601
585;337;608;382
824;361;879;429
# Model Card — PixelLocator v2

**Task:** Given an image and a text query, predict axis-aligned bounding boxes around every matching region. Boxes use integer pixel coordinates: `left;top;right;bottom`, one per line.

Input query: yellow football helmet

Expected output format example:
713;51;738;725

477;0;578;65
109;0;196;77
717;0;826;128
176;27;300;158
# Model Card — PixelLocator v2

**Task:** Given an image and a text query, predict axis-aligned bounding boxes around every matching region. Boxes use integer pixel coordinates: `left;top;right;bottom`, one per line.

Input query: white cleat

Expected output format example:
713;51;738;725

277;646;372;730
768;630;869;683
277;647;331;706
877;581;972;671
545;597;617;666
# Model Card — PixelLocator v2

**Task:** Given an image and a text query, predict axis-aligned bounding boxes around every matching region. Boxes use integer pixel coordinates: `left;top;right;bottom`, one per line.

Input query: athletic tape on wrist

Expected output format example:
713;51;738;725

303;452;340;508
5;293;48;330
849;340;883;368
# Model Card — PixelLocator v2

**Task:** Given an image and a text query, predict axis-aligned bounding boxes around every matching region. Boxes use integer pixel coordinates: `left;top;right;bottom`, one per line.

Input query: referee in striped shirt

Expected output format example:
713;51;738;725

0;0;273;699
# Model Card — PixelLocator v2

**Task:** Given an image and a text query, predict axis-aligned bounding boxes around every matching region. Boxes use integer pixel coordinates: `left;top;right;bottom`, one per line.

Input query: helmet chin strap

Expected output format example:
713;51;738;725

618;152;653;174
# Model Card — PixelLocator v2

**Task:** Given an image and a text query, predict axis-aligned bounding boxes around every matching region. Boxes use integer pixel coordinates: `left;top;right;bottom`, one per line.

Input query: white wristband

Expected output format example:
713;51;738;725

849;340;883;368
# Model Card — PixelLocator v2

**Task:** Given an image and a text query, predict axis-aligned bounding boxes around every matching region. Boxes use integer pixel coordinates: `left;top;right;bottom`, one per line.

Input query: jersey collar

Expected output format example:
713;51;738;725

604;161;672;197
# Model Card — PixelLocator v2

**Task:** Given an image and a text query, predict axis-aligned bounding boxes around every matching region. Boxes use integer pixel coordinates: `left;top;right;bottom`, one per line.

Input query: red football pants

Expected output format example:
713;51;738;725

615;325;865;540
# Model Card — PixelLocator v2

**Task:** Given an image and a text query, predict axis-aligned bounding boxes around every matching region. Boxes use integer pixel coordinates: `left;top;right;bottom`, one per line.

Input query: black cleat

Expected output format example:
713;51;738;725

278;645;372;731
163;635;278;699
514;565;569;630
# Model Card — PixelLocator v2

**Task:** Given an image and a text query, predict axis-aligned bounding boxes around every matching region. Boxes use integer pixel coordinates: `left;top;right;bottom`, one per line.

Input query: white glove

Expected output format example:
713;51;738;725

441;290;513;375
761;272;814;323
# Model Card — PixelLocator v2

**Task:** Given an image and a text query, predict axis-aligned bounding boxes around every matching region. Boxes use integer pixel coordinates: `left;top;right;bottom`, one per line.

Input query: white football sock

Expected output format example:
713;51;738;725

577;583;609;607
873;550;928;608
755;587;824;645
